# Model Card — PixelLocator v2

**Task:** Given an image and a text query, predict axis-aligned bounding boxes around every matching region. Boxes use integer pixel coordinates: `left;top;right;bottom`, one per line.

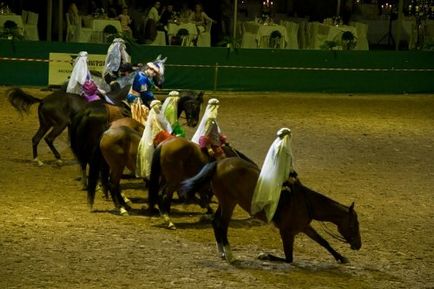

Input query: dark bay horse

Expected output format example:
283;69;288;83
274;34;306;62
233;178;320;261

97;92;204;215
180;157;362;264
7;86;131;166
148;137;257;229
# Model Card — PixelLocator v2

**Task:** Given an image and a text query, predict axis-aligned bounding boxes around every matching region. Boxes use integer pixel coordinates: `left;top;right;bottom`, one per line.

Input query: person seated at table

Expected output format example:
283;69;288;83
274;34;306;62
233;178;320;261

117;6;133;38
189;3;216;45
103;37;131;85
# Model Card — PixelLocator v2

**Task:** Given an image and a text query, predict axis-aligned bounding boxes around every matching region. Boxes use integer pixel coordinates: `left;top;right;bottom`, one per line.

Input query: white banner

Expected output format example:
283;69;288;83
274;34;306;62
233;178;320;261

48;52;106;86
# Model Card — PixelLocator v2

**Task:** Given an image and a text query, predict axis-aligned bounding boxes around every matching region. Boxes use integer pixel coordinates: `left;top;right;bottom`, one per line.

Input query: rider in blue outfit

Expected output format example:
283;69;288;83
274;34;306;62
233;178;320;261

127;62;160;108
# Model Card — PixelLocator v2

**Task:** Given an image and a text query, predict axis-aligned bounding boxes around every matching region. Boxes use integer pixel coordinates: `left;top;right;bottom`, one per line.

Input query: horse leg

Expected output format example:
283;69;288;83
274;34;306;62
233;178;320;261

303;225;349;263
258;229;295;263
31;125;50;166
213;202;237;263
159;185;176;230
43;122;68;165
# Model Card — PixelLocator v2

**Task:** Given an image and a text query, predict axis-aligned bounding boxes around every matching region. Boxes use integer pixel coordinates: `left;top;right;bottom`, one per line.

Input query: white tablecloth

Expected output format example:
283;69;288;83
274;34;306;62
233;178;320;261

241;21;288;49
82;17;122;43
0;14;24;35
308;22;360;50
281;20;299;49
167;22;197;46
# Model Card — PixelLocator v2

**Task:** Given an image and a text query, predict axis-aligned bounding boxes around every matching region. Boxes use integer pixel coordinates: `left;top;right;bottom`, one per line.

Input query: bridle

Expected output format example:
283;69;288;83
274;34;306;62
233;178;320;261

299;183;349;244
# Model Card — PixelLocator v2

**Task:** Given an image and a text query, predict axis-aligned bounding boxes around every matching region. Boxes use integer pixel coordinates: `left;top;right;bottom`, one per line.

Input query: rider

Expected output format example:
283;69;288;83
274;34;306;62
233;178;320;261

161;90;185;137
250;128;297;222
66;51;91;95
126;61;160;108
136;100;172;179
103;38;131;85
191;98;227;160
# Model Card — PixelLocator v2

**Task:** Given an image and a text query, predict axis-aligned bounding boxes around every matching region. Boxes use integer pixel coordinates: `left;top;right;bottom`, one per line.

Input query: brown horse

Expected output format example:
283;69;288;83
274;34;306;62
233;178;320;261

97;92;204;215
148;137;257;229
179;157;362;264
7;86;131;166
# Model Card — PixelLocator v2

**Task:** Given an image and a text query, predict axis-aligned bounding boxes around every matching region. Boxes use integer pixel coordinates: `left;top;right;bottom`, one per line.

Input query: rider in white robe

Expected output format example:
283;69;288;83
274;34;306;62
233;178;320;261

162;90;185;137
251;128;296;222
66;51;90;95
191;98;220;144
136;100;172;179
103;38;131;85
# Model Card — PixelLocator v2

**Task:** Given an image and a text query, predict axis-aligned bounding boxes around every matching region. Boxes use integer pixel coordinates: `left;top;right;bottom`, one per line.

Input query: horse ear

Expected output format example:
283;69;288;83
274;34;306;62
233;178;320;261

161;57;167;63
349;202;355;212
156;54;161;61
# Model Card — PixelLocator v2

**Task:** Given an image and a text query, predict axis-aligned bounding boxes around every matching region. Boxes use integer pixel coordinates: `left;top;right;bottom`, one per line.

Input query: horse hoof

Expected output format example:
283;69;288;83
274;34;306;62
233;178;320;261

168;222;176;230
257;252;270;261
199;214;213;223
33;159;44;166
55;159;63;166
119;207;129;216
339;257;350;264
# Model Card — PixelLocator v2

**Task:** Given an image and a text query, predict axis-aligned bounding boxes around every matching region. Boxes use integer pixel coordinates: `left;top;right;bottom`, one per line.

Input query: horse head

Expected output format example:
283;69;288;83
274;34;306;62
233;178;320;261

179;91;204;127
337;202;362;250
153;54;167;88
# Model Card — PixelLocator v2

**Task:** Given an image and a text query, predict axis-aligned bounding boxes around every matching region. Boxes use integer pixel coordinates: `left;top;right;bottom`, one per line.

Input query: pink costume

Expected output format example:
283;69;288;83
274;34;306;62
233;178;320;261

82;80;101;102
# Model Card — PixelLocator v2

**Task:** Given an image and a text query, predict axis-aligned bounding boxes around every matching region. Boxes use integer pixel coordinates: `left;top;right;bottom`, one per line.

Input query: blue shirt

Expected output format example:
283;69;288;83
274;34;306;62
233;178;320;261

127;71;155;105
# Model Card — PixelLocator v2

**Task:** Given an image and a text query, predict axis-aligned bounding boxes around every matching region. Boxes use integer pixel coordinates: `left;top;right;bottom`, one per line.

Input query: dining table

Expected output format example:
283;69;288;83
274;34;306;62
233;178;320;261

82;16;122;43
241;21;288;49
167;22;197;46
0;14;24;35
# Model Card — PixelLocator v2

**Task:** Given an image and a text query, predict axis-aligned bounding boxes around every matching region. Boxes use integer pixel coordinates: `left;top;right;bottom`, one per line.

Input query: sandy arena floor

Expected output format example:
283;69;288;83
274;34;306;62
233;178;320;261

0;86;433;289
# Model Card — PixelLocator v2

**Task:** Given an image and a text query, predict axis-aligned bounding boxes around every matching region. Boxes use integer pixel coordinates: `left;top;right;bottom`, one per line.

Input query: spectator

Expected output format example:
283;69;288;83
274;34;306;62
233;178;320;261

117;6;133;38
67;2;81;25
144;1;161;42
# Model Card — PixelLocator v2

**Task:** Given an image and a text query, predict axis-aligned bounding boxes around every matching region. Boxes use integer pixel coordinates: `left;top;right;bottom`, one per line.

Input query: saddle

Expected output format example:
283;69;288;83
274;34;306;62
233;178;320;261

104;103;128;123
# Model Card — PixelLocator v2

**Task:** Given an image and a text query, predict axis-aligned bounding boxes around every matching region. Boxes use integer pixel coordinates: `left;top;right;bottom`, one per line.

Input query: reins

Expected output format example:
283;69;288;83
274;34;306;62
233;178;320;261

299;183;348;244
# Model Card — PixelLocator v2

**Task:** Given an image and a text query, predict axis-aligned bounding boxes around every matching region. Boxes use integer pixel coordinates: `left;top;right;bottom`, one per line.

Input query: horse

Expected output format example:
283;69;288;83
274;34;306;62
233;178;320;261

97;91;205;215
179;157;362;264
7;85;131;166
148;137;257;229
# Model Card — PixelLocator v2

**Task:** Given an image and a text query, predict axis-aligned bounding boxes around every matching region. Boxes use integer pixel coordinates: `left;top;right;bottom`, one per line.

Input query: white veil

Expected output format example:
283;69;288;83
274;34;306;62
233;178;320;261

136;101;172;178
104;38;131;75
66;51;89;94
251;128;295;222
191;98;220;144
162;91;180;126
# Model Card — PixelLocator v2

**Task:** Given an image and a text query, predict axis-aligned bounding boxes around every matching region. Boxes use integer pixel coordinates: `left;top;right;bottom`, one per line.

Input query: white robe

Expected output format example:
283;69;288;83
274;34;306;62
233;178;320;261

66;52;89;95
251;133;294;222
136;108;172;178
191;103;219;144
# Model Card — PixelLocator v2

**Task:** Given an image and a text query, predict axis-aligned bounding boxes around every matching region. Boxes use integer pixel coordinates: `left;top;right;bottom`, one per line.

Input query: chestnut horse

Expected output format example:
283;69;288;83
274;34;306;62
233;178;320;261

96;92;204;215
148;137;257;229
179;157;362;264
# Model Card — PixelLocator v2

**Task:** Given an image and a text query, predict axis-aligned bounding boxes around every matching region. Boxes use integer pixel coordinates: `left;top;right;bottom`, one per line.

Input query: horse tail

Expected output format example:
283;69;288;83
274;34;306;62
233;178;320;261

87;144;106;210
7;88;42;115
148;144;162;209
179;161;218;200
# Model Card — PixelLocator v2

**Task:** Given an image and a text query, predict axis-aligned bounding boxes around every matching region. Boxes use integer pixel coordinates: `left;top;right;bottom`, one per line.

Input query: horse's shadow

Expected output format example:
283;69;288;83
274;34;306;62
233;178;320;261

7;158;78;167
157;216;265;230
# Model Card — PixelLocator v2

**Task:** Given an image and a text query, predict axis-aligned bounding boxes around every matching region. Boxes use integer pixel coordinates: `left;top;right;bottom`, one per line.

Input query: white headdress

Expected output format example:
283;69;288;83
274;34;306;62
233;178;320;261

191;98;220;144
104;38;131;75
251;128;295;222
136;100;172;178
67;51;89;94
146;62;160;75
162;91;180;126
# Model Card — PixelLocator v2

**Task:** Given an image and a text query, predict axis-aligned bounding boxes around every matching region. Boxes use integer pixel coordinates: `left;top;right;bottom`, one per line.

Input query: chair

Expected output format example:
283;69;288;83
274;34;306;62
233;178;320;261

241;21;259;48
21;10;29;24
24;11;39;40
271;30;283;48
197;21;212;47
103;24;118;43
170;28;191;46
